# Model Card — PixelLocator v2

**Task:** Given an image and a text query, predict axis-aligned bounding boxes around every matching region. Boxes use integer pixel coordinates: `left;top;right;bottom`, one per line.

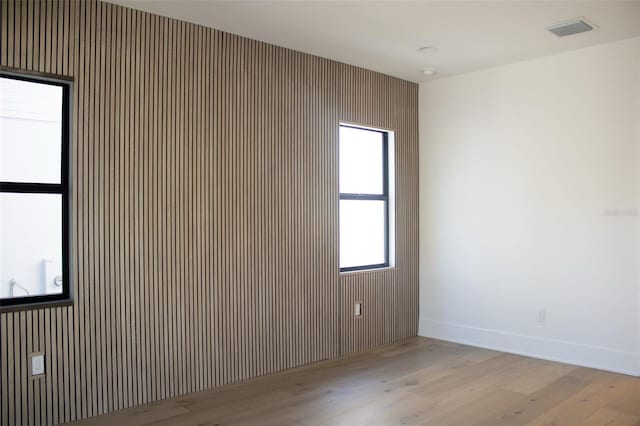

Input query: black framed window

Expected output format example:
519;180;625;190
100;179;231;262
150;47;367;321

0;71;72;310
339;124;391;272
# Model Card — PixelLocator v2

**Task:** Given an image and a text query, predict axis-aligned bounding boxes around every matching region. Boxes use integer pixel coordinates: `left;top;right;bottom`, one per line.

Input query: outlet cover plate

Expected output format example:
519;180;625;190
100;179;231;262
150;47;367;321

30;353;45;377
355;301;362;317
537;309;546;323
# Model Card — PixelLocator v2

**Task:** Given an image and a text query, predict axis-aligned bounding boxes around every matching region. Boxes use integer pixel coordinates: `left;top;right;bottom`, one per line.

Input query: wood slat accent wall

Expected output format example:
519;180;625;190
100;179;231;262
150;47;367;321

338;65;420;354
0;1;419;424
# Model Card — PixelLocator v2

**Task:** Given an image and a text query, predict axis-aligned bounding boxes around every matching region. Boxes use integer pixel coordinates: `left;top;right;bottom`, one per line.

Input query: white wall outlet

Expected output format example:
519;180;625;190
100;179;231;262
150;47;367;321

355;302;362;317
537;309;546;323
30;353;45;377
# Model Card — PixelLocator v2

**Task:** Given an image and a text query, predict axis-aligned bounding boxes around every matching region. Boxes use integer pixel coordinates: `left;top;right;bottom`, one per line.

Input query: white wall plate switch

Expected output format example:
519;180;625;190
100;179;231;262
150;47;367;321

30;353;45;376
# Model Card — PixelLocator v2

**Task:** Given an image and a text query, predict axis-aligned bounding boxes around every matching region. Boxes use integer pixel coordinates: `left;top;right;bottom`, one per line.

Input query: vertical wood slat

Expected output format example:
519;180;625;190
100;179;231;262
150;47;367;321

0;1;419;424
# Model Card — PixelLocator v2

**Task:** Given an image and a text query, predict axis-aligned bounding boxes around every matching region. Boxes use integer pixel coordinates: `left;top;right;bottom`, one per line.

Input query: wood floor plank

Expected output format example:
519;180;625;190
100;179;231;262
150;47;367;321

422;388;526;426
498;358;577;395
527;375;640;425
581;407;640;426
478;375;589;426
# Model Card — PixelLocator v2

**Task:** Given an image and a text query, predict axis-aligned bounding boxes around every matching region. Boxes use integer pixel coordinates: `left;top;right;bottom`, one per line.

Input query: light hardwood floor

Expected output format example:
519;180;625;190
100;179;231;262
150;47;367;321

70;337;640;426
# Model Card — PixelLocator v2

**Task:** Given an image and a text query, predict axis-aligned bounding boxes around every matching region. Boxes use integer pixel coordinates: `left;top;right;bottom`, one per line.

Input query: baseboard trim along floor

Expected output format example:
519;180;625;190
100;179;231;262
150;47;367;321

419;318;640;377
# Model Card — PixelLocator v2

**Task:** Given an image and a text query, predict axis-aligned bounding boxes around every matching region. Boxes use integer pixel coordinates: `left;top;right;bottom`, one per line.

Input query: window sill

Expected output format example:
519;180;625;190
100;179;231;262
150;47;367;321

0;298;73;313
340;266;396;276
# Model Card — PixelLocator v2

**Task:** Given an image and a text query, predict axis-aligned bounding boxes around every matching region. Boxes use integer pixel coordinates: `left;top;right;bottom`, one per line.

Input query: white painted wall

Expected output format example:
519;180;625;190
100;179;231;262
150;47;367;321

419;37;640;375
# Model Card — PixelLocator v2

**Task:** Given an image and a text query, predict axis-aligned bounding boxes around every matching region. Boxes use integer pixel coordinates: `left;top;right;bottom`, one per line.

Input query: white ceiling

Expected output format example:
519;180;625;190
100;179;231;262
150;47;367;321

107;0;640;83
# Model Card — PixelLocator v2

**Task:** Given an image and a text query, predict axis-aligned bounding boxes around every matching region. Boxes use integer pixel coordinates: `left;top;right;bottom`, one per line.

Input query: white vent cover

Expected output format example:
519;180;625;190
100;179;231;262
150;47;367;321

547;17;597;37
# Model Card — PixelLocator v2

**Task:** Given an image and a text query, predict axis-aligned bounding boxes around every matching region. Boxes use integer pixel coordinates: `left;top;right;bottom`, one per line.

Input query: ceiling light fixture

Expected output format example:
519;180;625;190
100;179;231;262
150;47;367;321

422;68;437;76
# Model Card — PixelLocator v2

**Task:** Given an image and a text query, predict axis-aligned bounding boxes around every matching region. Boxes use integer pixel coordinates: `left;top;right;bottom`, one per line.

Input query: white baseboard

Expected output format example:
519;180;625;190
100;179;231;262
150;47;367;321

419;318;639;377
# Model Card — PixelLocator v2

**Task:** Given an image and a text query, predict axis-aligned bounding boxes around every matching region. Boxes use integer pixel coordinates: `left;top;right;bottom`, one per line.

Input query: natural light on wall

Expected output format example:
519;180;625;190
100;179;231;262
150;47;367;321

339;124;394;272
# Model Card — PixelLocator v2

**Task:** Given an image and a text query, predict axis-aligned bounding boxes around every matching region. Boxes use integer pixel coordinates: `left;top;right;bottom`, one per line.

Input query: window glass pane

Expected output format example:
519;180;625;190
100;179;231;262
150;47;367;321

340;199;386;268
0;193;63;299
339;126;383;194
0;77;62;183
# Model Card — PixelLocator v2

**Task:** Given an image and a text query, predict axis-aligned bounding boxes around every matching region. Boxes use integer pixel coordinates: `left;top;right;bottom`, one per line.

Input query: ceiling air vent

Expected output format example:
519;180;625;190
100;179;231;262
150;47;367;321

547;17;597;37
